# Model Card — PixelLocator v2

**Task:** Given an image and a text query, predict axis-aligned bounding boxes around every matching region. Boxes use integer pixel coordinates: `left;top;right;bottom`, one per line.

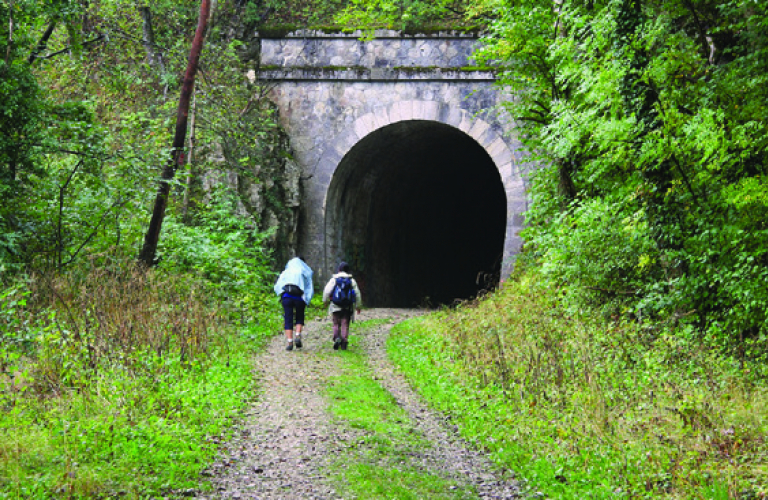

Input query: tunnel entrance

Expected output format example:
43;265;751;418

325;120;507;307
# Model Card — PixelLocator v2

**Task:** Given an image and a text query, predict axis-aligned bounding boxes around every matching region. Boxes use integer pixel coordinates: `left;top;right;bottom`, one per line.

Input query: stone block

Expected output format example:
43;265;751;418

485;137;508;160
504;232;524;253
371;107;390;130
502;175;525;192
388;102;403;123
333;128;361;157
475;126;499;150
489;141;514;167
416;100;440;121
497;161;514;181
395;100;414;121
457;112;474;134
507;200;528;218
440;106;465;129
468;120;491;144
353;113;376;140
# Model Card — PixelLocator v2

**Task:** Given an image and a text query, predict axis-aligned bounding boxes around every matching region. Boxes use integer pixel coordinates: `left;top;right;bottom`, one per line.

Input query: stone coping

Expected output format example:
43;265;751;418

256;28;481;39
254;67;496;82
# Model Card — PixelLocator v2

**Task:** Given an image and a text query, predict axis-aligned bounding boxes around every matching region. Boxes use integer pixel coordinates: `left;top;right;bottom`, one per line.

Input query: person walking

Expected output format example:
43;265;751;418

274;256;314;351
322;262;362;350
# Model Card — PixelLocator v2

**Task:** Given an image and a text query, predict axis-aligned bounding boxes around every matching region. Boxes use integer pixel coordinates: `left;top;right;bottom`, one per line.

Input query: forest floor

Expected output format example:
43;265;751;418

197;309;520;499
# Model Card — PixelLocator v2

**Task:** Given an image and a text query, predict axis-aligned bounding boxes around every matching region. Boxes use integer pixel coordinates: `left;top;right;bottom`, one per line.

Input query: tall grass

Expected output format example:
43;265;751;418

389;273;768;499
0;255;277;499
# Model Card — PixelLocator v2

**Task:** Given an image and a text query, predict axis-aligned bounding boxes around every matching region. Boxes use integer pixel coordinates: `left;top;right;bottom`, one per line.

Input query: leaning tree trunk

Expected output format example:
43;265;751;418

138;0;211;267
28;18;57;65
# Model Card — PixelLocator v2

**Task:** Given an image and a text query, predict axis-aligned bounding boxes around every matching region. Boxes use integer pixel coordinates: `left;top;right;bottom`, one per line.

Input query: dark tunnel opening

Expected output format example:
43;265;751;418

326;119;507;307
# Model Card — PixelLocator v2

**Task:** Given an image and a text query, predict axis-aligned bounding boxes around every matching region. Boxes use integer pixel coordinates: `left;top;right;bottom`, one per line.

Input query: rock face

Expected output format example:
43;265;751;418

238;29;532;302
201;101;302;266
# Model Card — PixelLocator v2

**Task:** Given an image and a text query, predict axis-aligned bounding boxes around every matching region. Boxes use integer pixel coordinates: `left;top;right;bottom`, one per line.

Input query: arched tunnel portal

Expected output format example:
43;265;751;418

325;120;507;307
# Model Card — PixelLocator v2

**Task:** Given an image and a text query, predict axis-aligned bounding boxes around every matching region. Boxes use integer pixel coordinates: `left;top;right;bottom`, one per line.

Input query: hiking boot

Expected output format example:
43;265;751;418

286;341;294;351
333;337;341;350
340;339;348;351
294;335;302;349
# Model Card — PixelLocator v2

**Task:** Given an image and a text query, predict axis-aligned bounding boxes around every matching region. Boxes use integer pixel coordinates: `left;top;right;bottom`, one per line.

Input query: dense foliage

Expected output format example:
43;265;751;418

469;0;768;358
0;0;297;277
0;1;292;497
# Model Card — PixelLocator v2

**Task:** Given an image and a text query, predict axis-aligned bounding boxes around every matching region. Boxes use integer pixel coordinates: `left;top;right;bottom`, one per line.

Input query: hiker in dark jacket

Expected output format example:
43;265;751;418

322;262;362;351
274;256;314;351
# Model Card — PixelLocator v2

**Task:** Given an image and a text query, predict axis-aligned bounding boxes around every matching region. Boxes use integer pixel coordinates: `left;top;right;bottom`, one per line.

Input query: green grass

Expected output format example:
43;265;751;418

0;267;282;499
323;335;480;499
387;273;768;499
0;330;263;499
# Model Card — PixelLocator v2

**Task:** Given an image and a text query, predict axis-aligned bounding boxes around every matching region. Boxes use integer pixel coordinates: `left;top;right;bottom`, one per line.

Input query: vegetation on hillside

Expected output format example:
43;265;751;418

0;0;291;496
474;0;767;360
390;275;767;498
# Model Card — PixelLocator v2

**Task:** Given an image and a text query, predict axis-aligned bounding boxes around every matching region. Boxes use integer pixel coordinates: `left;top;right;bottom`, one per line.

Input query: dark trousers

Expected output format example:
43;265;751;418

332;310;352;340
281;295;305;330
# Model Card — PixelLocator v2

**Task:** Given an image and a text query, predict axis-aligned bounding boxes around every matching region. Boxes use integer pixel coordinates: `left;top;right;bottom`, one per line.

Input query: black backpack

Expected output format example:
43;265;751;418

330;277;356;308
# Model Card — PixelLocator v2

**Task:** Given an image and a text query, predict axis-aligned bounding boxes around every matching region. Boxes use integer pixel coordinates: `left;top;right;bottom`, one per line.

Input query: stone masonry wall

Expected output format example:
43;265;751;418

247;30;530;285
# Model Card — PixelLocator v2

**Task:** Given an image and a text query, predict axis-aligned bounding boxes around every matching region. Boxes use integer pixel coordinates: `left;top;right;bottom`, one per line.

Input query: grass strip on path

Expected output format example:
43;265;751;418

322;322;479;500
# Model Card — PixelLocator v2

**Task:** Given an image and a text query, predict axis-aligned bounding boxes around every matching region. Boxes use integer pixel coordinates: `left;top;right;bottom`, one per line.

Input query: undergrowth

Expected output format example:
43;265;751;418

0;257;279;499
388;272;768;499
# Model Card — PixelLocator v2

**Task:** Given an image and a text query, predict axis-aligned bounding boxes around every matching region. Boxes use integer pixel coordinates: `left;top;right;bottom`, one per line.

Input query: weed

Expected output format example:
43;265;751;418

0;257;279;498
388;272;768;499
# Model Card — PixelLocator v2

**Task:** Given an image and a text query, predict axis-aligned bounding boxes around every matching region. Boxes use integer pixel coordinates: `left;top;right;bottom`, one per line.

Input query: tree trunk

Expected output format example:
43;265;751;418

181;89;197;220
4;0;14;68
139;6;166;75
138;0;211;267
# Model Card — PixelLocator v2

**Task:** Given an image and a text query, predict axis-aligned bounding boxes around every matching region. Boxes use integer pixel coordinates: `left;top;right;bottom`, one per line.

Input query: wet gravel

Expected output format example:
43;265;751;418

198;309;520;499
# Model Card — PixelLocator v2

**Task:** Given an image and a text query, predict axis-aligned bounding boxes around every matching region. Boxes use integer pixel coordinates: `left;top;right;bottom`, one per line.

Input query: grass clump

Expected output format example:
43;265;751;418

388;272;768;499
0;257;279;499
323;334;478;499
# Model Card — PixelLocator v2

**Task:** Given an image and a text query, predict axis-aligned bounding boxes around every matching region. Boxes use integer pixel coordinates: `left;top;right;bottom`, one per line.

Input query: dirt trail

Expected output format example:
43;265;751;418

199;309;519;499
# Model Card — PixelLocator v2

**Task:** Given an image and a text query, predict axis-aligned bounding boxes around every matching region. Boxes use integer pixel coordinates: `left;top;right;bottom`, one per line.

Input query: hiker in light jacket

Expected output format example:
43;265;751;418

322;262;362;351
274;256;314;351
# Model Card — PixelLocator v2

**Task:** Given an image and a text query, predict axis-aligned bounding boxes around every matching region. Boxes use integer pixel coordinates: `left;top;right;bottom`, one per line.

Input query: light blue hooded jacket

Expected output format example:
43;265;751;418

274;257;314;304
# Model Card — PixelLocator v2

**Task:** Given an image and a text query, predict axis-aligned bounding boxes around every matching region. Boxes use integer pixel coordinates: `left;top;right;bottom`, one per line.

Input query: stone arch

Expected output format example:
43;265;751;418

319;100;526;306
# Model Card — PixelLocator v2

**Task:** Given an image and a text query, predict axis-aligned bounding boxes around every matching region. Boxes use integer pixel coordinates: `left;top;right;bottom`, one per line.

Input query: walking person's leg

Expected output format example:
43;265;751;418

339;311;351;350
282;296;295;351
332;311;342;350
294;299;306;348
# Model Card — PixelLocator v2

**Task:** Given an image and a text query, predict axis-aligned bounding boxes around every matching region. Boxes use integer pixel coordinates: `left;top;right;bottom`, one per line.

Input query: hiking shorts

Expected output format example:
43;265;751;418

281;295;306;330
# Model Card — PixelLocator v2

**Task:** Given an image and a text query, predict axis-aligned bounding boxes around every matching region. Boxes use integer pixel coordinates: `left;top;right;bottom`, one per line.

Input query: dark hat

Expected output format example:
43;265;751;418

337;261;350;273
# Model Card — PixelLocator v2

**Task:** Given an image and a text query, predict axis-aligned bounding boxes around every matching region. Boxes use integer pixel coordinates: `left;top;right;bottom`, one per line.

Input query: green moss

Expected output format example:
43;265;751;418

256;24;300;38
259;65;494;74
257;24;484;38
392;65;495;73
401;25;485;36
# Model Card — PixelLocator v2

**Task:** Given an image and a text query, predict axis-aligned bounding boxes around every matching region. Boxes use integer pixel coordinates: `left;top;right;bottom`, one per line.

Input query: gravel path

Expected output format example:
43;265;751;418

200;309;519;499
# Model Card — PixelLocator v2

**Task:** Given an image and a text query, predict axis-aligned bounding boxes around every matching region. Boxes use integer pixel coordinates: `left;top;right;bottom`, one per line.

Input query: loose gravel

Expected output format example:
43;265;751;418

198;309;520;499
